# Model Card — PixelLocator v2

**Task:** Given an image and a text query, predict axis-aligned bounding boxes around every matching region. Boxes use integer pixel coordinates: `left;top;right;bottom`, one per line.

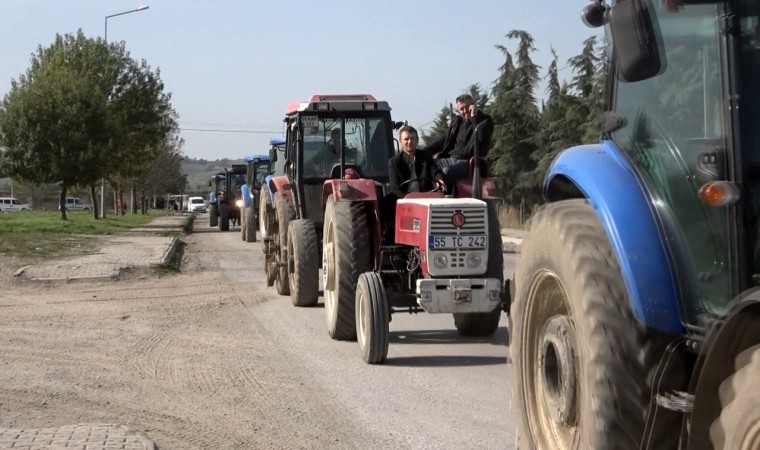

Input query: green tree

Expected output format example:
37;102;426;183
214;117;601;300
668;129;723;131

420;104;452;146
0;29;180;219
465;83;490;111
488;30;542;204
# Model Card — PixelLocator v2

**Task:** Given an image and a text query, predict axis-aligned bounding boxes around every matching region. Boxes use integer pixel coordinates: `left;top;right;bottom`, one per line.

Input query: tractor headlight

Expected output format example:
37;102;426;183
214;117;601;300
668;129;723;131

466;254;482;268
433;254;448;269
235;200;244;208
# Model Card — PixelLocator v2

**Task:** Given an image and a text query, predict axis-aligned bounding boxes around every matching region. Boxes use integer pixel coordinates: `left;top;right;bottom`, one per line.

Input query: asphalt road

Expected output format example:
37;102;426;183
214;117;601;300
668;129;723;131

200;219;518;449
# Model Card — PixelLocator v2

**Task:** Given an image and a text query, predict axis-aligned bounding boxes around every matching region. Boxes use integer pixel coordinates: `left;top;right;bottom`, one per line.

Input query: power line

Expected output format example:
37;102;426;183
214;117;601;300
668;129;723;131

179;128;280;134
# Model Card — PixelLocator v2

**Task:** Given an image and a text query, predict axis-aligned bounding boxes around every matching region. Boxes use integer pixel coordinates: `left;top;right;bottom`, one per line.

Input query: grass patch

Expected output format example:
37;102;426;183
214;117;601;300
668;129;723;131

0;210;166;259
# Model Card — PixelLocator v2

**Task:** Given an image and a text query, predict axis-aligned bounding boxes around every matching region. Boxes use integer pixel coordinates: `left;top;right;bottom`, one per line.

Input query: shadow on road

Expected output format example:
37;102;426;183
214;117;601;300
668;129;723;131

385;354;508;367
390;326;509;347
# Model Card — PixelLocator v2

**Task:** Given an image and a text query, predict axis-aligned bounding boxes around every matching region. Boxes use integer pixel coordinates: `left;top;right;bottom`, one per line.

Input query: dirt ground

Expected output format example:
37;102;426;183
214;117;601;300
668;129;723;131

0;224;515;450
0;237;379;449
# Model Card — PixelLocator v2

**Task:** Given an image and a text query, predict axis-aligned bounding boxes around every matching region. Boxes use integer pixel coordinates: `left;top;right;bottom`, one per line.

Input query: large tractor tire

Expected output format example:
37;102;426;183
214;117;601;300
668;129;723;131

323;197;370;340
274;192;294;296
260;185;273;243
356;272;389;364
288;219;319;307
454;201;503;336
219;203;230;231
209;204;218;227
709;343;760;449
245;204;257;243
510;199;675;450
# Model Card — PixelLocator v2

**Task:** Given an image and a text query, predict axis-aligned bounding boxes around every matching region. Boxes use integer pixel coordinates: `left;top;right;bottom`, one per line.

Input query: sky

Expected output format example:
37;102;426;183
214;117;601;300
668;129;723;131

1;1;602;162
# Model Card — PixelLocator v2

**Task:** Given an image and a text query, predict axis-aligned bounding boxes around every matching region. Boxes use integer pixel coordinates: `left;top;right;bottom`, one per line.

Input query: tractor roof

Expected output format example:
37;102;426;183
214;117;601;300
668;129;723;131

285;94;391;116
270;136;286;146
244;154;270;163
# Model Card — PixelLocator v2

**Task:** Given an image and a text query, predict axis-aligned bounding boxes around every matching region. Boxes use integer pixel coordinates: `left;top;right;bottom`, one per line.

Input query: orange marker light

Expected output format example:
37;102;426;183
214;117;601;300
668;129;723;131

698;181;740;206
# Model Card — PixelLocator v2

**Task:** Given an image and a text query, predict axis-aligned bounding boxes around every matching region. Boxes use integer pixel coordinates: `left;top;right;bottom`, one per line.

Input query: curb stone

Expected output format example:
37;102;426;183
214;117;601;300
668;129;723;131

161;237;182;266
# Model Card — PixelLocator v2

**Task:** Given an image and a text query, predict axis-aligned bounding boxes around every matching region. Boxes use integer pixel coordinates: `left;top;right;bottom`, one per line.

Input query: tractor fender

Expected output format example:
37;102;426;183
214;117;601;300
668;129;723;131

267;175;293;204
544;140;682;335
686;293;760;449
322;179;378;207
209;191;216;204
241;184;251;208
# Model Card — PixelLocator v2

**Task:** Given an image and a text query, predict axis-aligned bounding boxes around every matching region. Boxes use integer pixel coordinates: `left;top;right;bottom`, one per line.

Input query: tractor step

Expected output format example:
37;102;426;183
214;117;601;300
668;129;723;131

655;390;694;413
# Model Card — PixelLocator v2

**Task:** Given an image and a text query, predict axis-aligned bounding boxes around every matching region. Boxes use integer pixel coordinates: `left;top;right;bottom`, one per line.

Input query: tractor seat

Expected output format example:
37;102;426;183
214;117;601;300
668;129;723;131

330;164;364;180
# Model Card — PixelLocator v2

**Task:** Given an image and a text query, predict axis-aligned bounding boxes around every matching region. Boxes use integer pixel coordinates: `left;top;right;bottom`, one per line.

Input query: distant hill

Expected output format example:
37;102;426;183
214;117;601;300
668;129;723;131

181;157;245;195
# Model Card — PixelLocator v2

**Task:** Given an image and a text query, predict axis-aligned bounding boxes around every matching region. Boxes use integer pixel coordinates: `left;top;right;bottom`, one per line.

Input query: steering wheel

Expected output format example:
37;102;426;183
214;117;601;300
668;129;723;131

399;177;446;193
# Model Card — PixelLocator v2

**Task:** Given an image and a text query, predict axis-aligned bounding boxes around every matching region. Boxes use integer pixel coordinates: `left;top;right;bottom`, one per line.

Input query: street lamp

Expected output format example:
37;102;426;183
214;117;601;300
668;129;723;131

101;5;150;218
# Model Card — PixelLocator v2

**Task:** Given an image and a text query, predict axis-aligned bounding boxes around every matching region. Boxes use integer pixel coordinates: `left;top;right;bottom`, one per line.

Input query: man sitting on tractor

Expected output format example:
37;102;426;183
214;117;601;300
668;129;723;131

381;125;446;242
423;94;494;188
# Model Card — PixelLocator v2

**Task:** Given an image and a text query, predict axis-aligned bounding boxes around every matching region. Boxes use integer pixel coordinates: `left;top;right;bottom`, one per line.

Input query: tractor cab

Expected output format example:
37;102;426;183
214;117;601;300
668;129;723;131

280;94;394;225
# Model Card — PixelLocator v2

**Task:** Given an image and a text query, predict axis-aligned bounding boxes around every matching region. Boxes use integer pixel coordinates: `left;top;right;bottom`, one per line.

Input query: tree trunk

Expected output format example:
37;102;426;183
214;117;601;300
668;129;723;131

89;184;98;220
59;185;68;220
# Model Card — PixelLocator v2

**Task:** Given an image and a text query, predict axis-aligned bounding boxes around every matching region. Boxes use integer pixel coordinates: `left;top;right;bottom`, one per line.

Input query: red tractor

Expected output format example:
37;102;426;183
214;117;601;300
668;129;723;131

321;122;508;364
260;94;397;311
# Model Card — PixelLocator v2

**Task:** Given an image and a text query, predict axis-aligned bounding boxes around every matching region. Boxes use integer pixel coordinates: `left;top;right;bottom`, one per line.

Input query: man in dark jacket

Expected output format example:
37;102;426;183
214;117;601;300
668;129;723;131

381;125;445;243
423;94;494;184
389;125;446;198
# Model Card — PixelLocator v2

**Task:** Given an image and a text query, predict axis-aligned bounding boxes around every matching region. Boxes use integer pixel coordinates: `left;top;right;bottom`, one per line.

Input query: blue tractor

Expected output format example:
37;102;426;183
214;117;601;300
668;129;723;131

240;154;272;243
510;1;760;449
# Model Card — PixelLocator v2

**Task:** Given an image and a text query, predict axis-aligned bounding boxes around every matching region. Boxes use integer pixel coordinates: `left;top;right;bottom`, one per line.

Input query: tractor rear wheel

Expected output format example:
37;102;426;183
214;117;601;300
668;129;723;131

274;192;293;296
454;201;503;336
220;203;230;231
209;204;218;227
709;343;760;449
246;205;257;243
323;197;370;340
288;219;319;307
510;199;674;450
356;272;389;364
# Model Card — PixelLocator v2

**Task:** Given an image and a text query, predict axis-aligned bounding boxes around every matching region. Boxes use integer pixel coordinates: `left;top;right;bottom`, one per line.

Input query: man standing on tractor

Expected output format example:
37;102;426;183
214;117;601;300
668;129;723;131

424;94;494;185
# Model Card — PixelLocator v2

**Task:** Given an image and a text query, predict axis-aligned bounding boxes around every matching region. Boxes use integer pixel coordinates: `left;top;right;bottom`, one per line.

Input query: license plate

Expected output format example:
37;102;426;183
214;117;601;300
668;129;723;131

428;235;486;249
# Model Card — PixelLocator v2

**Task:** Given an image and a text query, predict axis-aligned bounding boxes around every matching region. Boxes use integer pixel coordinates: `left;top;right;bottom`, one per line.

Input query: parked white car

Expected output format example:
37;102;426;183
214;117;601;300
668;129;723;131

0;197;32;212
187;196;207;213
59;197;93;211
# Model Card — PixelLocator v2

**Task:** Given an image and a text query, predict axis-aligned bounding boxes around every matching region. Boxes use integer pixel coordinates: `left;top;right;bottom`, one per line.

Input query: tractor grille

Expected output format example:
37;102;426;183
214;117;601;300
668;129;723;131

429;206;487;236
447;252;466;268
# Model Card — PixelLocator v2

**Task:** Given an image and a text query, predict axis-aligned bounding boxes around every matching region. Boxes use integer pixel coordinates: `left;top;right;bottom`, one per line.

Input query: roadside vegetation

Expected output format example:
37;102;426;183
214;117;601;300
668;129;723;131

0;210;162;259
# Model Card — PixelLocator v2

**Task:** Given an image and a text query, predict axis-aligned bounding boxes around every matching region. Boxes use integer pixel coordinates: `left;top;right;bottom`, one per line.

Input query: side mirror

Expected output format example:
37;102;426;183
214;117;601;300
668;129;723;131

581;1;609;28
269;147;278;163
608;0;663;82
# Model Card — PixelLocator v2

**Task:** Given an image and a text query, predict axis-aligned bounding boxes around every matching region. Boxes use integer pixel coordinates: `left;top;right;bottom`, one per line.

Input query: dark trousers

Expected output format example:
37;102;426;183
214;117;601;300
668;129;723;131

435;157;469;190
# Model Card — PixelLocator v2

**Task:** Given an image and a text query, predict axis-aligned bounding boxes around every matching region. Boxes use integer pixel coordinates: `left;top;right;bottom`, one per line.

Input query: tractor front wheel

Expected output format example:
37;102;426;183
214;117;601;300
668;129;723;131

209;204;218;227
260;185;273;242
241;207;248;241
288;219;319;307
510;199;674;449
710;343;760;449
246;205;257;243
356;272;389;364
274;192;293;296
220;203;230;231
454;201;503;336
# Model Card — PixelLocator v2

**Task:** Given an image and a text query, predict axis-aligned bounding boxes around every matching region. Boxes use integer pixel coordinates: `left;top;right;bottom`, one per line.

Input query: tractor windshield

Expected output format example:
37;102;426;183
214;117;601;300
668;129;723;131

299;114;391;180
228;172;246;196
611;1;732;318
253;163;269;188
